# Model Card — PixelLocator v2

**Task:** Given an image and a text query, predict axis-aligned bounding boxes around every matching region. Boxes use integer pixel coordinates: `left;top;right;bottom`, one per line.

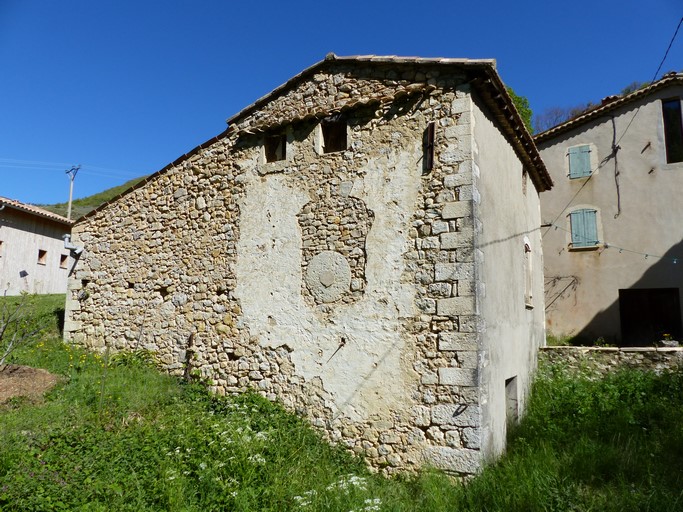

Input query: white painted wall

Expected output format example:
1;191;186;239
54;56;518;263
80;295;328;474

472;96;546;459
539;86;683;342
0;208;72;295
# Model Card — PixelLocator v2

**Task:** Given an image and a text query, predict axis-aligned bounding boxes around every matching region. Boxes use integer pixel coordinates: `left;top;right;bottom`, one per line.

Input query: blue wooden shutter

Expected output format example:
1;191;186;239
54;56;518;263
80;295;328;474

568;145;591;178
570;209;598;247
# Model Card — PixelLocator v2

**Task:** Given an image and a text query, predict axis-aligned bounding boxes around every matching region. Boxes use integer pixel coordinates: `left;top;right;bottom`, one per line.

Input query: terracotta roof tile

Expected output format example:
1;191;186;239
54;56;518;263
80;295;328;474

0;196;74;226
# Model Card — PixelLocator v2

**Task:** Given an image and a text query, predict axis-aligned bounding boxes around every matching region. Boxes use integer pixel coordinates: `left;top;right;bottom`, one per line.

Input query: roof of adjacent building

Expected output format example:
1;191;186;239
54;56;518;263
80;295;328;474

534;72;683;144
0;196;74;226
79;53;552;221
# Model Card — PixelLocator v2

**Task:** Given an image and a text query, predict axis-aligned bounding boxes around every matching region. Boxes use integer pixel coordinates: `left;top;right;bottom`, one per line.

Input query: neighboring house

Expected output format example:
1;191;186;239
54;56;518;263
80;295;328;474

537;72;683;346
0;197;74;295
64;54;552;475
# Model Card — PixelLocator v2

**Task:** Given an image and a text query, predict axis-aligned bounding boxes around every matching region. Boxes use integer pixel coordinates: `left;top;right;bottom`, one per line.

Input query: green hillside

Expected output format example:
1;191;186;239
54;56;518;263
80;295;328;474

39;175;148;220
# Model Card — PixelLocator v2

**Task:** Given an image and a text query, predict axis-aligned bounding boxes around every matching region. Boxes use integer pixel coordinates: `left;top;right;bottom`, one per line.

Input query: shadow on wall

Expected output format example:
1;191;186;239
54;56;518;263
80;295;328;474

572;238;683;346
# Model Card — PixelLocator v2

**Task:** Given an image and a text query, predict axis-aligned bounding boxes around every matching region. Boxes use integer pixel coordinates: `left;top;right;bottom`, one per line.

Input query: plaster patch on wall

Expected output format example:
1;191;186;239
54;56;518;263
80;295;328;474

234;142;422;423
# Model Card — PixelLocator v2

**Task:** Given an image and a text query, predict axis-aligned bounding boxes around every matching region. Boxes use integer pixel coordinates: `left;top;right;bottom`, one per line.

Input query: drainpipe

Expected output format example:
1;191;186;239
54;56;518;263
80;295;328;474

62;234;84;256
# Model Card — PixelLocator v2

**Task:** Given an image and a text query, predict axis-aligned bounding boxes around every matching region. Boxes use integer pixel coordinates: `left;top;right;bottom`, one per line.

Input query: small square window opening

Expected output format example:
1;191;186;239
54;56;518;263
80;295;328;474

265;133;286;162
60;254;68;269
321;116;347;154
37;249;47;265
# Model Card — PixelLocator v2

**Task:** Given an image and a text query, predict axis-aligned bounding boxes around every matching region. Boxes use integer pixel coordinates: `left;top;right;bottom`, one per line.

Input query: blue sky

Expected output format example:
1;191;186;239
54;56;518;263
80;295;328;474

1;0;681;205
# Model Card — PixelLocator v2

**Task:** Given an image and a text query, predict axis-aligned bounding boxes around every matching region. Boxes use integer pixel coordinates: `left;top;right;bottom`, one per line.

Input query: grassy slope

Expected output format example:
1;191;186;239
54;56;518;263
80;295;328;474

38;176;147;220
1;295;683;511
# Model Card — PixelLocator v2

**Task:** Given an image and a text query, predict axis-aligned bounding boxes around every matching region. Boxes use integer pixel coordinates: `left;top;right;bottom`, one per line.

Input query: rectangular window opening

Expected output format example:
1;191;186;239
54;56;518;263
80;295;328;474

423;122;435;173
265;133;286;162
0;240;3;257
60;254;68;269
505;376;519;425
321;116;347;154
662;98;683;164
37;249;47;265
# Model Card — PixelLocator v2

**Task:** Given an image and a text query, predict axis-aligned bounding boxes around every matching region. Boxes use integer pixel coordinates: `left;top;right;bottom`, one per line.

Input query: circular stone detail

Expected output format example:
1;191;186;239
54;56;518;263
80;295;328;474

305;251;352;303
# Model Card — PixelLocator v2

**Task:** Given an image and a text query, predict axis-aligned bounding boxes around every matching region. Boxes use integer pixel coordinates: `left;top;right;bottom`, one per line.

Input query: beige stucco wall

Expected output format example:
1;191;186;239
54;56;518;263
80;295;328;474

539;86;683;343
0;208;71;295
471;96;546;460
64;61;545;475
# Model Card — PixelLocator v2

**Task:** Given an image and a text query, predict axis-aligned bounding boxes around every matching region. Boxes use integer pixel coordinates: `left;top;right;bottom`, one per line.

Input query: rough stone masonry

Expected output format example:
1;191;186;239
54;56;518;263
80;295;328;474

64;55;551;475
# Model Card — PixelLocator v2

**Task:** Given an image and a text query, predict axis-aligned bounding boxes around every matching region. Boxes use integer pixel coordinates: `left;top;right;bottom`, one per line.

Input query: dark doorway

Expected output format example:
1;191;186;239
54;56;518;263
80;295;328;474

619;288;682;346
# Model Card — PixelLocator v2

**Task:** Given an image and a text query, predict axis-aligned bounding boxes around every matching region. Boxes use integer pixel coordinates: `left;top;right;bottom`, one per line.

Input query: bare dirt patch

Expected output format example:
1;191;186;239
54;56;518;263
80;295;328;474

0;364;62;404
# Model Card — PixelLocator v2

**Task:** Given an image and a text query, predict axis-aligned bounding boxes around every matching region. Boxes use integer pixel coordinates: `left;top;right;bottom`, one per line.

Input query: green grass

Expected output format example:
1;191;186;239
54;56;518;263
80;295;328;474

2;300;683;510
38;176;147;219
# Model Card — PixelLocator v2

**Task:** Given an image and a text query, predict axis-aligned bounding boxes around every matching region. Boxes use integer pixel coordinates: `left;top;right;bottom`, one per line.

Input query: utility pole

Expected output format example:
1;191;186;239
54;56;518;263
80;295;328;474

65;165;80;221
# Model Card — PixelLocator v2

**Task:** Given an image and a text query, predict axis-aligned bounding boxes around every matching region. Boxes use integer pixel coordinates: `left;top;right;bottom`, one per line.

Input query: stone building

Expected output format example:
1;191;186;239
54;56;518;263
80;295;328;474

64;54;552;474
538;72;683;345
0;197;74;295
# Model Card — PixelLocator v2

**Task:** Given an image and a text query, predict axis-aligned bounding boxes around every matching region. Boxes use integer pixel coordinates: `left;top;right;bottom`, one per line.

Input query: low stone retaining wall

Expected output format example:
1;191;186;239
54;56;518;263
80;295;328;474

539;346;683;375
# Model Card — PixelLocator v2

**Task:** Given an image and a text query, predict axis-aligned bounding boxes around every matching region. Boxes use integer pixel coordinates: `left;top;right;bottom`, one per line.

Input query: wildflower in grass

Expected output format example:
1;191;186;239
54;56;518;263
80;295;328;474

327;474;368;491
293;489;317;507
248;454;266;464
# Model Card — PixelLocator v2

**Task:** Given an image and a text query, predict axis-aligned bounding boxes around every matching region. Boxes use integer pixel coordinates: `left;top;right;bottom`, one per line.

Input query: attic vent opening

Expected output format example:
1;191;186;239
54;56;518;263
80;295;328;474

265;133;286;162
321;115;347;153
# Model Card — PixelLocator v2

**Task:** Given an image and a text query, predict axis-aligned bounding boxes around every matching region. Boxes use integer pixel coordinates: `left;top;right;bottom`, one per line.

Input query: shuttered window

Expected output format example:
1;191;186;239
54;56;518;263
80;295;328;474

568;145;592;178
570;209;599;248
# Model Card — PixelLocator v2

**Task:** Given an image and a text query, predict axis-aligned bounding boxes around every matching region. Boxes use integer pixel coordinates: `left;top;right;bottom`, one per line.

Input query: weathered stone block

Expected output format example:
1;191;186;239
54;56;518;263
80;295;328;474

412;406;431;427
437;296;476;316
434;262;474;282
438;367;478;386
431;220;449;235
443;172;472;189
457;280;475;296
457;351;478;369
440;230;473;250
425;446;481;474
439;332;478;351
432;404;480;427
462;427;481;449
442;200;472;220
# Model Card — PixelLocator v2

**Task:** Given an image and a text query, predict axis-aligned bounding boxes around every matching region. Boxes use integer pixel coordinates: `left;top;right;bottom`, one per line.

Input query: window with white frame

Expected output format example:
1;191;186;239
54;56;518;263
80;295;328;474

568;144;592;178
569;208;599;248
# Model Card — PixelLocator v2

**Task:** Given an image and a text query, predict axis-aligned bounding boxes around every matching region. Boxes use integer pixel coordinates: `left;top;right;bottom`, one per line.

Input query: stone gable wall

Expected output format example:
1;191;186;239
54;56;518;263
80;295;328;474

65;64;491;475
